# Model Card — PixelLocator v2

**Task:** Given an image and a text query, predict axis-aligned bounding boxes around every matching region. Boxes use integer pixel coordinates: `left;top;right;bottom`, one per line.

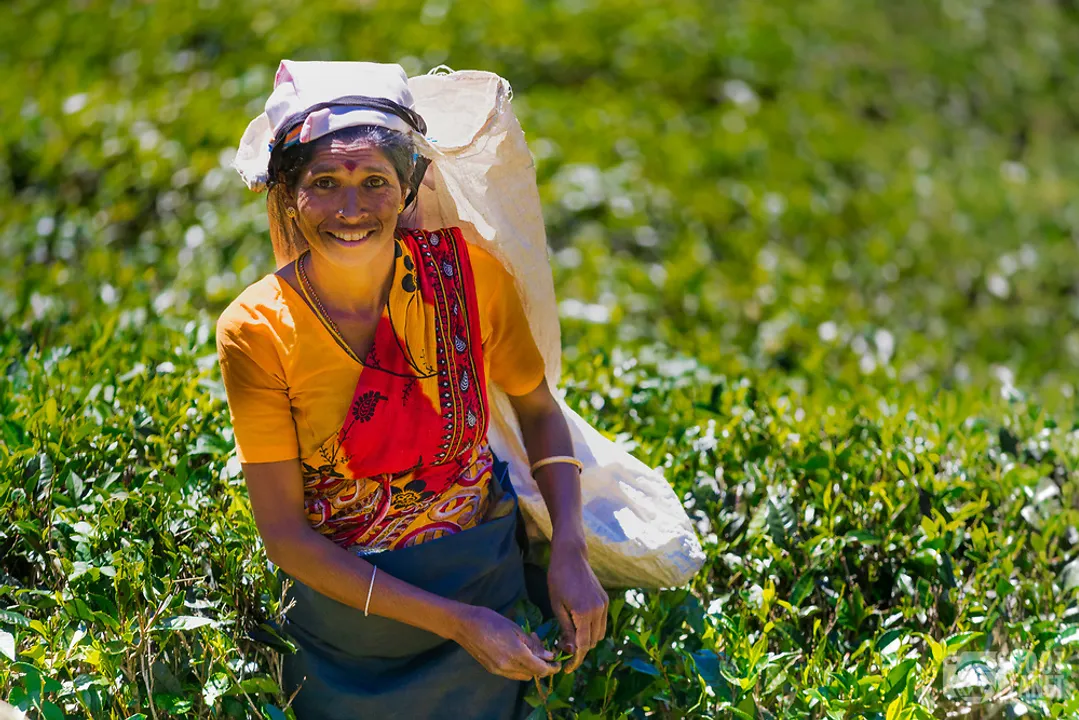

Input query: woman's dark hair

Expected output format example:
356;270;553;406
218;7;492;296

265;124;422;268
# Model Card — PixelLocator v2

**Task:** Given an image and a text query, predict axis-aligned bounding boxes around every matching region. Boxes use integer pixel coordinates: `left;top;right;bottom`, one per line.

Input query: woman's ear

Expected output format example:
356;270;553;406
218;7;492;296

282;185;300;219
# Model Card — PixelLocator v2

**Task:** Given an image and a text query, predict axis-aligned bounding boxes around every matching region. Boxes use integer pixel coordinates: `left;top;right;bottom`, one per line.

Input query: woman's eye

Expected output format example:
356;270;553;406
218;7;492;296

367;177;387;187
314;177;336;189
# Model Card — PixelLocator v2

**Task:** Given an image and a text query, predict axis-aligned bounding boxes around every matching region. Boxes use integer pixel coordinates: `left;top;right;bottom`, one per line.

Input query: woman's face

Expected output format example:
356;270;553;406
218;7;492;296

290;138;408;272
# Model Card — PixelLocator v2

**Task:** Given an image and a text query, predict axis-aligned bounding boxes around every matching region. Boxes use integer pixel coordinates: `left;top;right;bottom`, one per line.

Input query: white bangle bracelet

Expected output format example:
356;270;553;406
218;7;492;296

364;565;377;617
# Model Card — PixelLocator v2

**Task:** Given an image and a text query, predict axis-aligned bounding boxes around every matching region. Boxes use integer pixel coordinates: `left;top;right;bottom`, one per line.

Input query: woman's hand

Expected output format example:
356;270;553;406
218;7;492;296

547;540;609;673
454;605;562;681
506;380;609;673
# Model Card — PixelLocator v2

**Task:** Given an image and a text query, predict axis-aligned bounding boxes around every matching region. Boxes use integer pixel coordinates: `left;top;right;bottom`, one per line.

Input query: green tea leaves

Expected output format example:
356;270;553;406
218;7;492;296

625;657;662;677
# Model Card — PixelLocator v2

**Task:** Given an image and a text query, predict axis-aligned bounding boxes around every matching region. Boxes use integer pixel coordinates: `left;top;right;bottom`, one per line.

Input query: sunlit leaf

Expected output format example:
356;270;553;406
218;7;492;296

155;616;215;631
0;630;15;661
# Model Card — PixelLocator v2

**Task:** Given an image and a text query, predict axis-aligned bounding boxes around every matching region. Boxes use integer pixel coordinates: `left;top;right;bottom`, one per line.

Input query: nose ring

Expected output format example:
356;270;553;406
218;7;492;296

339;209;369;220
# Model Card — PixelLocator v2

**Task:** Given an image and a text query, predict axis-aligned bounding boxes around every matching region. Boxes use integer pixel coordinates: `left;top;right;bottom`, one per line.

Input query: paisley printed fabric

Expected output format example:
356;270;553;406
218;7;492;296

298;227;497;553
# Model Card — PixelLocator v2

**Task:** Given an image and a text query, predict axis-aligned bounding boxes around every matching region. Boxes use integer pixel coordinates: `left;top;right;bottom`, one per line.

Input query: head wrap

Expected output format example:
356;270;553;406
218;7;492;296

233;60;430;192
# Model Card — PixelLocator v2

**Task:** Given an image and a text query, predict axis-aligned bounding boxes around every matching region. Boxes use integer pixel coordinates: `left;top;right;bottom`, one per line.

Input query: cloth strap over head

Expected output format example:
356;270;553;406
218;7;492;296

234;60;431;192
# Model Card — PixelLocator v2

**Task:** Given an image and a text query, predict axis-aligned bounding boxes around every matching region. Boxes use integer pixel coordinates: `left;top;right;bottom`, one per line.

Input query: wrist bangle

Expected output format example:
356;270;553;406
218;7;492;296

364;565;377;617
529;455;583;477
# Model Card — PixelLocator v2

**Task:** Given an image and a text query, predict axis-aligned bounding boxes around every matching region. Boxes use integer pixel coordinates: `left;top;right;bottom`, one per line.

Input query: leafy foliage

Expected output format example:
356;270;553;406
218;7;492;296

4;0;1079;717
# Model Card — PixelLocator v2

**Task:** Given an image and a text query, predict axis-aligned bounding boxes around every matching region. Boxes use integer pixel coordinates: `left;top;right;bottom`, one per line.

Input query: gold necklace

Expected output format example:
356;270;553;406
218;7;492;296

296;251;350;350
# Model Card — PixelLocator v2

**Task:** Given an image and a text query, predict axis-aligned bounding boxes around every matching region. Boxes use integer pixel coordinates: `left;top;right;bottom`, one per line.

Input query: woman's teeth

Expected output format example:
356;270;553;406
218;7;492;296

330;230;373;243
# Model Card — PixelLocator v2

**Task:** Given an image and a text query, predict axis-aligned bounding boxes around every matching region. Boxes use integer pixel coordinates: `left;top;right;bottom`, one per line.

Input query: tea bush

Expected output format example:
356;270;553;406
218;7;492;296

3;0;1079;717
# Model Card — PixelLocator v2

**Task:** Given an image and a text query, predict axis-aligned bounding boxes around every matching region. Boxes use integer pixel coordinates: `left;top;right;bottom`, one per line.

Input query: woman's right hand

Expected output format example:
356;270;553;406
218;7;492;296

454;605;561;681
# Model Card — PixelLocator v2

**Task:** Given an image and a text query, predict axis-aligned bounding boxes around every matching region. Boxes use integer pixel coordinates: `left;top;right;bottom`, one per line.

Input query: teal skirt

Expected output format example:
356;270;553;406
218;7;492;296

280;459;534;720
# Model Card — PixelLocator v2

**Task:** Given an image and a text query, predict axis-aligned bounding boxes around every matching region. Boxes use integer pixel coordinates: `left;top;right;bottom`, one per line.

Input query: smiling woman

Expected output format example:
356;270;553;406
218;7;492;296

216;61;608;719
266;124;419;269
268;128;412;362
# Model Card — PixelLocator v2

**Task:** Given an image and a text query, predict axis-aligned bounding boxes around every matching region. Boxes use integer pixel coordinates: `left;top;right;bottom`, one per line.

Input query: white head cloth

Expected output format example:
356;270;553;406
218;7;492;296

233;60;429;191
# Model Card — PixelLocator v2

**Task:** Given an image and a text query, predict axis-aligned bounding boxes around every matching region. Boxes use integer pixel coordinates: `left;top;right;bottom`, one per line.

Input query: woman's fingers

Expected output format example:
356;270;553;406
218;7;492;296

502;670;534;682
552;601;576;653
463;606;561;681
587;597;609;651
516;650;559;678
511;631;559;678
565;597;608;672
487;649;548;681
553;600;581;673
561;606;590;672
526;631;555;661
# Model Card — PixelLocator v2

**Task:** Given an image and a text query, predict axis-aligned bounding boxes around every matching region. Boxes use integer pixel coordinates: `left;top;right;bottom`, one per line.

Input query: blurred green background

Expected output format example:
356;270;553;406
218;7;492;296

6;0;1079;398
5;1;1079;717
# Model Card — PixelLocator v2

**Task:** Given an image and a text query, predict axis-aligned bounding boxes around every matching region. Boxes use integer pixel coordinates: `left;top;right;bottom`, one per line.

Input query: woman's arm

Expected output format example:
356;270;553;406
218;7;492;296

509;381;609;673
242;458;559;682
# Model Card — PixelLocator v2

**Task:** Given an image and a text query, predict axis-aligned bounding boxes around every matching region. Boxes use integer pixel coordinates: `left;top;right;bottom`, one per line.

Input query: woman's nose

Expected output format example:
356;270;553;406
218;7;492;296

336;188;366;221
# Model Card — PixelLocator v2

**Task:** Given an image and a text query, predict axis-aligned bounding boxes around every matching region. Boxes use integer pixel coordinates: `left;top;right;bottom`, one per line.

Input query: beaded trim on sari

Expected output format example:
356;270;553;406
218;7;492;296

298;228;496;553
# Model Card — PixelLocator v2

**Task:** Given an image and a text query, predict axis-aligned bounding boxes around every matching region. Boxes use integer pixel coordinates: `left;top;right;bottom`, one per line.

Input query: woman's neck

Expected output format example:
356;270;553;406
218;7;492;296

302;245;395;319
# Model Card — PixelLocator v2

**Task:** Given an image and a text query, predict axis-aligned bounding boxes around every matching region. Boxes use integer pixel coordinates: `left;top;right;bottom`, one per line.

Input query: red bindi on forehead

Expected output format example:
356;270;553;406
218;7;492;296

306;145;393;177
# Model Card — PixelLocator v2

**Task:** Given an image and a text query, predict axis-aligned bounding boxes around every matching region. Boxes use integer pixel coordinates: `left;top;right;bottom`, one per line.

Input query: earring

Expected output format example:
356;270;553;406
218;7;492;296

285;207;297;218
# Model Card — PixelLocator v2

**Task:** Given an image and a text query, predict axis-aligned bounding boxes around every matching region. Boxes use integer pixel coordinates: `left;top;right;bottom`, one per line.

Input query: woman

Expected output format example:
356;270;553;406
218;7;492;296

218;60;608;718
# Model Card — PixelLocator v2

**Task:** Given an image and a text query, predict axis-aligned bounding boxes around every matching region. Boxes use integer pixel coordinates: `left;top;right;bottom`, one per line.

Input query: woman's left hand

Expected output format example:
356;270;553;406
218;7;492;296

546;540;608;673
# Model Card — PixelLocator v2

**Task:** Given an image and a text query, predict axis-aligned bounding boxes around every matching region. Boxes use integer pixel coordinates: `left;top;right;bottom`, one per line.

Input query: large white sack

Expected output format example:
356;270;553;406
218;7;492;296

399;69;705;589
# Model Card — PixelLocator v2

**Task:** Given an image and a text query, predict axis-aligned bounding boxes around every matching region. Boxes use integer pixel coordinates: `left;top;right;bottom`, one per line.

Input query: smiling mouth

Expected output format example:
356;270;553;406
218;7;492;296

327;229;375;243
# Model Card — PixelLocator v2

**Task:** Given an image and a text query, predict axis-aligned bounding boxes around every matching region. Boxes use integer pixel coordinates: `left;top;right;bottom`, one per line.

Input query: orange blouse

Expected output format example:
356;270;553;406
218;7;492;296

216;238;545;466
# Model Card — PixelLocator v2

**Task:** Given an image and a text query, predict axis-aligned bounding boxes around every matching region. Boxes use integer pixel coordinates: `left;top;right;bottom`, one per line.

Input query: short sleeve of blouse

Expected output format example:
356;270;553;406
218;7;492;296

216;298;300;464
467;243;547;396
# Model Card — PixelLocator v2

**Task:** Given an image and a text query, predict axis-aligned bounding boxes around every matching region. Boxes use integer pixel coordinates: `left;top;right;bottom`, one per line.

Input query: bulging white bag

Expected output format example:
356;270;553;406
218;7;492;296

399;69;705;589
